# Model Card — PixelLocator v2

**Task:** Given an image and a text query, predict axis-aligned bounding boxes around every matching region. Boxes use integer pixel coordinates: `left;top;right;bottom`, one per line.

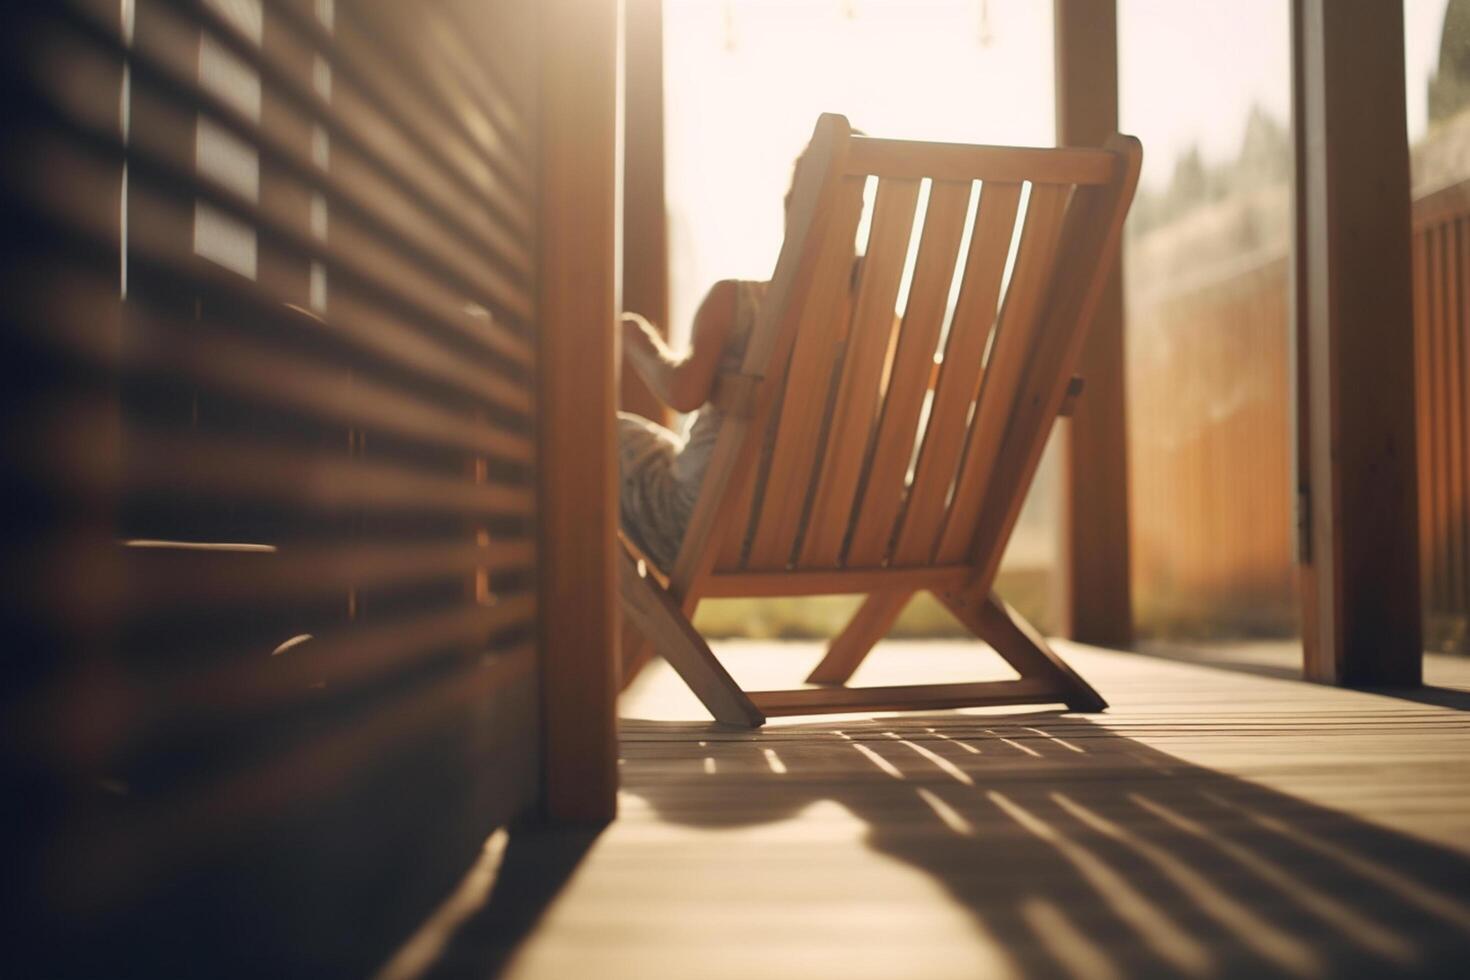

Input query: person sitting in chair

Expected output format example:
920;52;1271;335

617;276;769;572
617;138;844;570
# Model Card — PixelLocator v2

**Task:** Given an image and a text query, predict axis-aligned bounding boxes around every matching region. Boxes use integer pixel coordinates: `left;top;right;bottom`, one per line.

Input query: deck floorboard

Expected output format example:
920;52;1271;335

411;641;1470;979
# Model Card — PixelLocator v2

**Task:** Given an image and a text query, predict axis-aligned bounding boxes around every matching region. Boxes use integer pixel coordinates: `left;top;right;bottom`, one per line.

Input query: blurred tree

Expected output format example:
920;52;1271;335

1429;0;1470;125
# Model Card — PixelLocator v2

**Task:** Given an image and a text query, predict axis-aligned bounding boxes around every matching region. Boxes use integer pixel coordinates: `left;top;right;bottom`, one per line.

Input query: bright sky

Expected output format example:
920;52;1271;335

664;0;1452;336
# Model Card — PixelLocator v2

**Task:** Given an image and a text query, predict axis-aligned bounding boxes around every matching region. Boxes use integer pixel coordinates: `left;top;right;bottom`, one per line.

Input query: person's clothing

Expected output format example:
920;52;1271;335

618;279;768;569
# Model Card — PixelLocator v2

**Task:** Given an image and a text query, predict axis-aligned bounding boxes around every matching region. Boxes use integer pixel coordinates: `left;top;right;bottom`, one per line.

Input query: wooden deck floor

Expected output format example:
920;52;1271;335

400;641;1470;980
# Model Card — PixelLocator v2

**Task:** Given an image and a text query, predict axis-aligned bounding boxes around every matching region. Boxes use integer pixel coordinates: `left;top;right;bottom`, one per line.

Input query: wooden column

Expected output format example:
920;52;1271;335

1291;0;1422;685
538;0;622;822
621;0;671;425
1053;0;1133;646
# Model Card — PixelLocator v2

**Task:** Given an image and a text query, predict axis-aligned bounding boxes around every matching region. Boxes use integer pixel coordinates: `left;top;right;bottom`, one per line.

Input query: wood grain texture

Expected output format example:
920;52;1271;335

940;589;1107;712
805;589;915;685
631;124;1137;728
966;138;1143;593
892;181;1023;566
700;565;970;598
670;114;852;593
1055;0;1133;646
431;645;1470;980
1293;0;1422;684
620;550;765;727
8;2;549;966
845;180;973;567
539;0;620;822
748;678;1063;716
744;175;866;569
1414;230;1435;606
1406;189;1470;645
847;136;1117;185
936;183;1071;564
620;0;671;425
799;177;922;567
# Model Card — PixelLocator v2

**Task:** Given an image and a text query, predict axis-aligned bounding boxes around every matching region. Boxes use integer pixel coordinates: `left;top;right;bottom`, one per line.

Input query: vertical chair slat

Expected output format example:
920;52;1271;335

712;397;764;571
965;137;1142;590
936;182;1071;563
891;180;1023;566
674;114;852;591
628;123;1138;727
799;177;922;567
744;176;867;569
845;179;973;567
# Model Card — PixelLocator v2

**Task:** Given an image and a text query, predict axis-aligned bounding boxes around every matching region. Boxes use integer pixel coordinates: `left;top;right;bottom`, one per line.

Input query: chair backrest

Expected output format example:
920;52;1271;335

672;114;1141;596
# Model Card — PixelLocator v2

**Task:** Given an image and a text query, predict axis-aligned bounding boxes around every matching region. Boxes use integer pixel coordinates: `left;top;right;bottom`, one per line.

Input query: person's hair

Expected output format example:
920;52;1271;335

783;124;865;216
780;126;868;296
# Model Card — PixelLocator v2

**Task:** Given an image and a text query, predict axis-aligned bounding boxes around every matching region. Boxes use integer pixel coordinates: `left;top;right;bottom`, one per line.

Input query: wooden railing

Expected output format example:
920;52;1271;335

1128;182;1470;650
1127;252;1297;637
1413;179;1470;651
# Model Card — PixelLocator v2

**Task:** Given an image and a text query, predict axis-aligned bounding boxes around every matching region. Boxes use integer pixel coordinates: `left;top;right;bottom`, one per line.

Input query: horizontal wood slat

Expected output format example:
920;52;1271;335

52;642;538;923
165;598;538;724
3;125;534;417
4;0;546;956
124;430;533;518
11;261;535;465
67;0;536;286
188;0;534;236
123;538;535;609
847;136;1118;185
748;677;1063;716
701;565;973;598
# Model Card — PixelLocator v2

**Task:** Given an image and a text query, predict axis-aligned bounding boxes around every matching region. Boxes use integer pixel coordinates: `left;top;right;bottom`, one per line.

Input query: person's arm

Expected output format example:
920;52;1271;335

621;279;738;414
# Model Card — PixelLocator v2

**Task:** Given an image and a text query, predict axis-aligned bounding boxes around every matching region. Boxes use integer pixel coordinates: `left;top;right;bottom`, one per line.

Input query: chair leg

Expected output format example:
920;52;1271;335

618;550;766;727
805;589;913;685
936;587;1107;712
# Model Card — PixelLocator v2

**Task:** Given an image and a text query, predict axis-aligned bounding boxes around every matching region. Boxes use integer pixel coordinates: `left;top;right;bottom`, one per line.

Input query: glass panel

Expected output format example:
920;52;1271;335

1119;1;1296;640
1406;0;1470;654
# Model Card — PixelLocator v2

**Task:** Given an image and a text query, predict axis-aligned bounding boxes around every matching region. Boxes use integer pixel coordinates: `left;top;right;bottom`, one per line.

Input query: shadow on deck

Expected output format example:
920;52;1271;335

613;713;1470;979
404;643;1470;978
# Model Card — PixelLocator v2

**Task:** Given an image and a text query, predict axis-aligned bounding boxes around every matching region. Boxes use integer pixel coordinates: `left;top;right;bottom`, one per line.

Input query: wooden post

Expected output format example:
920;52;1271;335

1053;0;1133;646
538;0;622;822
621;0;671;425
1291;0;1422;685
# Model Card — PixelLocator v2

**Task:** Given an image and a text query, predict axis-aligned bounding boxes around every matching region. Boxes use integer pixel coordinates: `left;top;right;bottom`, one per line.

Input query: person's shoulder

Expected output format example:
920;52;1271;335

703;279;740;302
695;280;739;321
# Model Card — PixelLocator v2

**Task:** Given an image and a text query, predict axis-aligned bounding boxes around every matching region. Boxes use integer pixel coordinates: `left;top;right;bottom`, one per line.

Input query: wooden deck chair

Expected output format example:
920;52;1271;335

620;114;1142;727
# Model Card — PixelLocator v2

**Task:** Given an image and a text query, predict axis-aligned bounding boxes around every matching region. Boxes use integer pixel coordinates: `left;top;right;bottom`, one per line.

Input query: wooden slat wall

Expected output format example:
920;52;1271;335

1413;180;1470;651
3;0;544;972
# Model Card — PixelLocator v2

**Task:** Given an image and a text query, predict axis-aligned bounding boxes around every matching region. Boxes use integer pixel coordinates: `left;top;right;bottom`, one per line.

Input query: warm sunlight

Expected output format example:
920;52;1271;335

665;0;1056;338
8;1;1468;974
